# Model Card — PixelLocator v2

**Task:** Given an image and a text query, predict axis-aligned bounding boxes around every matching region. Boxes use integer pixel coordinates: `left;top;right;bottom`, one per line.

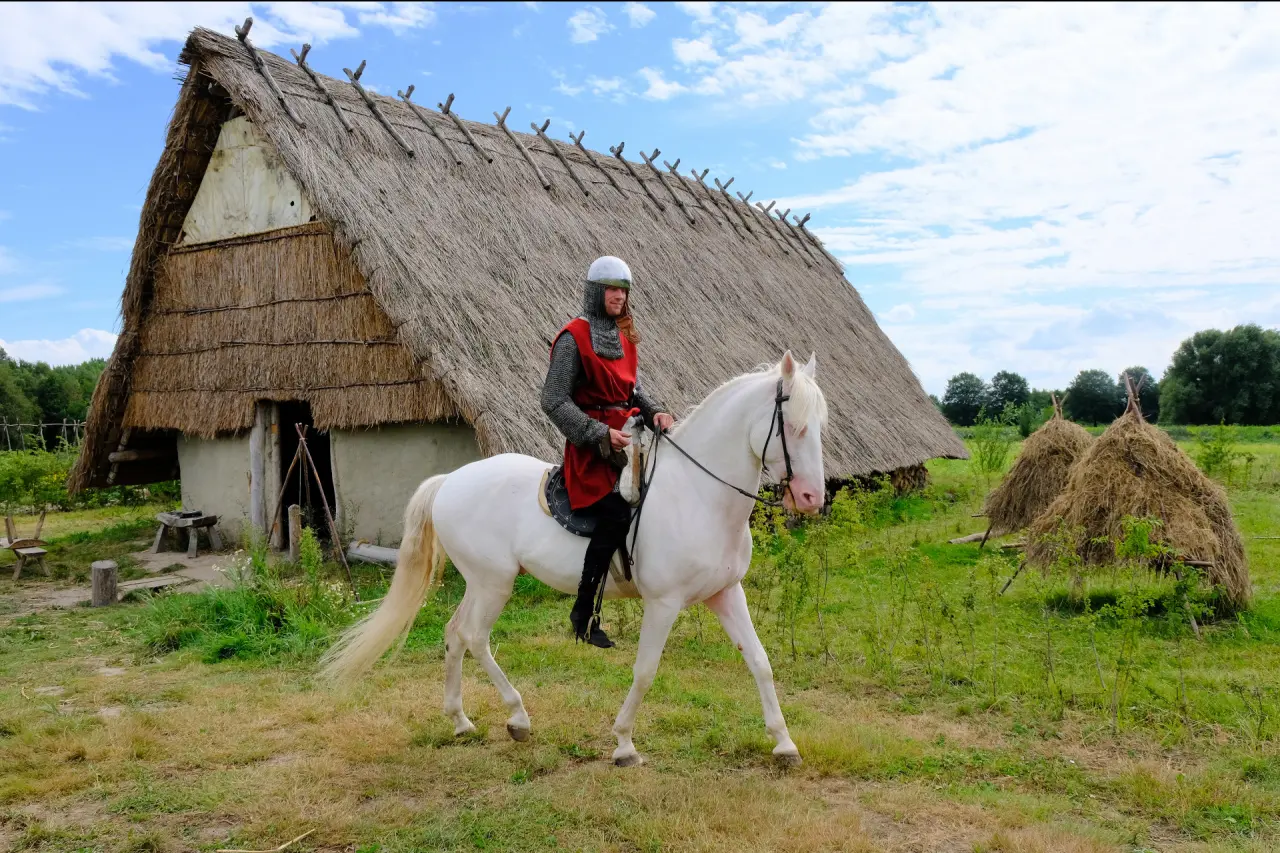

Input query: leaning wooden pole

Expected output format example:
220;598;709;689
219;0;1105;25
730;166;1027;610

439;94;492;162
343;60;414;156
640;148;694;224
295;425;359;601
493;107;549;188
292;44;352;132
400;85;462;164
571;131;626;196
532;119;590;197
235;18;305;127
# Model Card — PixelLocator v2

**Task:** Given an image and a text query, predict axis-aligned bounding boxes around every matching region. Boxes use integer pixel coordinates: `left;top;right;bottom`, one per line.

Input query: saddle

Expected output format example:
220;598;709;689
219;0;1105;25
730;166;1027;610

539;465;601;537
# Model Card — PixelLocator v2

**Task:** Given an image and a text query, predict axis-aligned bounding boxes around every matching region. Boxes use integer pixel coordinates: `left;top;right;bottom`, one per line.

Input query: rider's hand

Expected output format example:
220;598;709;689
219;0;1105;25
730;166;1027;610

609;428;631;450
654;412;675;432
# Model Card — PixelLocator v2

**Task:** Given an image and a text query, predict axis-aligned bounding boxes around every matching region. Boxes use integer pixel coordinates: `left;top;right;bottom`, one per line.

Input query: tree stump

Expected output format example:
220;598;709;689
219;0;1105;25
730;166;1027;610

91;560;119;607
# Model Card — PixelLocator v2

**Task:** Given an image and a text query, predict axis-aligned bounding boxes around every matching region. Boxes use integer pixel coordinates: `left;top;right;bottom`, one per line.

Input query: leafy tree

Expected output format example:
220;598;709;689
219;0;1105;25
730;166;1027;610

1159;325;1280;425
985;370;1030;413
1064;369;1123;425
929;393;942;411
0;350;40;426
1118;366;1160;421
942;372;988;426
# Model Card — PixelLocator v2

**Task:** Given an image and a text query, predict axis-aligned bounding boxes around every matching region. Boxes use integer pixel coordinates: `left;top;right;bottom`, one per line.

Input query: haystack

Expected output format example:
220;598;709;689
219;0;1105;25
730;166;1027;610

1026;379;1250;611
983;395;1092;536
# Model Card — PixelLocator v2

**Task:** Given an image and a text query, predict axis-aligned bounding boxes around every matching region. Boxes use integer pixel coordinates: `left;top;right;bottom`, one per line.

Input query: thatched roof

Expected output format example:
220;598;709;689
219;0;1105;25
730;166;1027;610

1026;391;1250;612
70;26;964;491
983;398;1092;536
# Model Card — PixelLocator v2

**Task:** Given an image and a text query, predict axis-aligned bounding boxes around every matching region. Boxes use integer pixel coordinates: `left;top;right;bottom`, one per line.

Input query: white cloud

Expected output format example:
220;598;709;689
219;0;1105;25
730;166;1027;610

0;282;63;303
673;36;719;66
623;2;656;28
768;159;787;170
567;6;612;44
675;2;717;25
0;3;435;109
0;328;118;365
638;67;686;101
881;303;915;322
629;3;1280;389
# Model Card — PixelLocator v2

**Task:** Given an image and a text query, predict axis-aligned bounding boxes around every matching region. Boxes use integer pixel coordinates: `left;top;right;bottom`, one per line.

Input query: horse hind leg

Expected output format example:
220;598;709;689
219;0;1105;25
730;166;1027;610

443;591;476;736
453;566;531;741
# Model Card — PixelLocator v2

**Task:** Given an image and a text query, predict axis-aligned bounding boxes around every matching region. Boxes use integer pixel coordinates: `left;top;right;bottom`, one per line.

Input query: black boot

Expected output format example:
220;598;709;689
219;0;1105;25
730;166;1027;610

570;575;614;649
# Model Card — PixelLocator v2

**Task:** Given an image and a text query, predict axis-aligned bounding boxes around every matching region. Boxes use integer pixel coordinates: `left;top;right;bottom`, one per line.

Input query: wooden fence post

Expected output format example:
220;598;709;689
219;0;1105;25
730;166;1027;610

288;505;302;563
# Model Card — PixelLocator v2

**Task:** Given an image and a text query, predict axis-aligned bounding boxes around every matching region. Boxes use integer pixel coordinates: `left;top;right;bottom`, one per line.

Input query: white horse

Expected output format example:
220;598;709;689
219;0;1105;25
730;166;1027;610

321;351;827;766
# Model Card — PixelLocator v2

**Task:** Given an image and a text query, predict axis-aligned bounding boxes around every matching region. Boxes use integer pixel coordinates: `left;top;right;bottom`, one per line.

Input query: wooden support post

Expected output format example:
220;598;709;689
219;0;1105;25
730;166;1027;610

438;94;492;162
106;428;131;486
793;212;840;269
714;177;755;232
401;86;462;164
774;207;820;262
344;61;414;156
235;18;306;127
663;158;709;215
490;107;549;187
531;119;590;196
294;425;359;600
610;142;666;212
640;148;694;224
91;561;119;607
288;505;302;563
4;513;14;543
293;44;353;133
571;131;625;196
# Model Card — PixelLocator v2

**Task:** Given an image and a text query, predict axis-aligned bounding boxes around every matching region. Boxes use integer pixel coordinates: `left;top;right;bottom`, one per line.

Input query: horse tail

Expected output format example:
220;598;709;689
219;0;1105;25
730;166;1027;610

320;473;449;687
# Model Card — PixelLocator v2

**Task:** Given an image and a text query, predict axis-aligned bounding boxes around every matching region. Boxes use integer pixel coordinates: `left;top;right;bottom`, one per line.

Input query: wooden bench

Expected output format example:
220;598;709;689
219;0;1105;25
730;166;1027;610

9;540;49;580
153;512;224;558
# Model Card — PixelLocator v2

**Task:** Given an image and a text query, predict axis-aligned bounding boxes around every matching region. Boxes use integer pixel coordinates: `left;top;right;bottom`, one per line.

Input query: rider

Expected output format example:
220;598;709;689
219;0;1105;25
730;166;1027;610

541;256;675;649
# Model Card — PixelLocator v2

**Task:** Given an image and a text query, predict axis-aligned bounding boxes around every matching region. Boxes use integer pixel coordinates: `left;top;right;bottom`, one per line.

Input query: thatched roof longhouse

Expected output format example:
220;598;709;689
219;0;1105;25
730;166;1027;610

70;24;965;491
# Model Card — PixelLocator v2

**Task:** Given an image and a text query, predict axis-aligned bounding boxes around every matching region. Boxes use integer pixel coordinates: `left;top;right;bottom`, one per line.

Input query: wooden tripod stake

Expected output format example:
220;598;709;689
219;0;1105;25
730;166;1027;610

268;424;359;600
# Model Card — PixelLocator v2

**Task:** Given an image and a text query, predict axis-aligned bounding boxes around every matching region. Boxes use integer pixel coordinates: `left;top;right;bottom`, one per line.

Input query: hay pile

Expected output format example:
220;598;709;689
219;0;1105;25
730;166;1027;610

1026;386;1250;611
983;397;1092;536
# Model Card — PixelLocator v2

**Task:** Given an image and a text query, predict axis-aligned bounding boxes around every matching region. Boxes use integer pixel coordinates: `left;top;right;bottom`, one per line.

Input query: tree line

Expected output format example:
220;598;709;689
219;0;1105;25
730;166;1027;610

936;324;1280;427
0;348;105;433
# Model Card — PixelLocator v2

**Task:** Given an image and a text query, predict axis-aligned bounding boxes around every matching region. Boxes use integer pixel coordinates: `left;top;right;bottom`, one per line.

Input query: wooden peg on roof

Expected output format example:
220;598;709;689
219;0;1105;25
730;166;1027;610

665;158;709;215
774;206;820;263
344;61;414;156
610;142;667;212
438;93;493;162
737;190;754;205
532;119;590;197
571;130;625;196
293;43;353;133
640;148;695;224
491;107;549;189
754;200;801;256
235;17;306;128
684;167;739;233
400;85;462;164
714;176;754;232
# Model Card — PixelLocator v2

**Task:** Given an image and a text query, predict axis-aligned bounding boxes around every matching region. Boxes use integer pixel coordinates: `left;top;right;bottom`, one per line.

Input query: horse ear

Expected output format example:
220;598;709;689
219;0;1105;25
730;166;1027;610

802;352;817;378
780;350;797;382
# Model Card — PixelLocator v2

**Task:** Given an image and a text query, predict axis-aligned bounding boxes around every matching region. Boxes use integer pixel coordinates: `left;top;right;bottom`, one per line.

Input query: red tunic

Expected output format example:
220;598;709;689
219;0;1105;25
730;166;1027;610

555;317;639;509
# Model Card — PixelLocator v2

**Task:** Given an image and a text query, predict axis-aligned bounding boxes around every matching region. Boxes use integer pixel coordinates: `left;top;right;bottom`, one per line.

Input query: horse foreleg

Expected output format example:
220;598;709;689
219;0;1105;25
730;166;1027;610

612;599;681;767
705;582;800;765
457;578;531;741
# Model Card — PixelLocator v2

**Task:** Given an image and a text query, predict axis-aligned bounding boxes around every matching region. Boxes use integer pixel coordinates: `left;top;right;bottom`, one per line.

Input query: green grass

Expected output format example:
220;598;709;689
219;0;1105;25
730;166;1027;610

0;445;1277;851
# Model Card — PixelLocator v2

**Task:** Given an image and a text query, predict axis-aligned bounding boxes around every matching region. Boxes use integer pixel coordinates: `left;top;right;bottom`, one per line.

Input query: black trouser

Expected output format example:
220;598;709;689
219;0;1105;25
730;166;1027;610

577;492;632;613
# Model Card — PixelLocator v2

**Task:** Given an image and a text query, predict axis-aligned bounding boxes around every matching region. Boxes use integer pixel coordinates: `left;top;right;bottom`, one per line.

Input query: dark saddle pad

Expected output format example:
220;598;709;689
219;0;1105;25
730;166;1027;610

543;466;598;537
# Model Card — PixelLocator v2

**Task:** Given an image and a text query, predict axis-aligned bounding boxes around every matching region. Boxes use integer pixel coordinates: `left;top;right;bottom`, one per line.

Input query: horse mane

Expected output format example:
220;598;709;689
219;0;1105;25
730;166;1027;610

672;362;828;438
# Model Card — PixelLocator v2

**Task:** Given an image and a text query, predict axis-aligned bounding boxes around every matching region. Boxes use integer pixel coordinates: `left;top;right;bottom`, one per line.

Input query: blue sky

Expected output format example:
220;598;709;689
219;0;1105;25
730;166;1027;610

1;2;1278;395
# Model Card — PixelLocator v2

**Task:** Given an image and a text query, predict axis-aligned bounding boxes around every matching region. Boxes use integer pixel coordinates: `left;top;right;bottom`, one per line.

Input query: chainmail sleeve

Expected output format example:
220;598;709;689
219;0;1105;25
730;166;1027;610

631;375;668;428
542;332;610;450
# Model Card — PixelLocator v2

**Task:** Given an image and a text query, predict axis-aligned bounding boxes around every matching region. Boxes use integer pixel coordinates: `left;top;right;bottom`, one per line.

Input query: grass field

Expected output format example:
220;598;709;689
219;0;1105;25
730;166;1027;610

0;441;1277;852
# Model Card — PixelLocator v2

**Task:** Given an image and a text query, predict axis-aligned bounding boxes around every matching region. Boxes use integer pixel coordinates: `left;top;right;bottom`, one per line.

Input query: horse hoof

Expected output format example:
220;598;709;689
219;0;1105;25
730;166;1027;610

614;752;643;768
774;750;802;768
453;720;477;737
506;724;531;742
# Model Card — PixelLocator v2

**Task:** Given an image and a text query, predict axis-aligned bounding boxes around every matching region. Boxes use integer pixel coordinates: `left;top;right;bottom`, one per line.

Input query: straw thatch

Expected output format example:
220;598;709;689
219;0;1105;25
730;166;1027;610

983;398;1092;536
1025;389;1250;611
70;26;965;491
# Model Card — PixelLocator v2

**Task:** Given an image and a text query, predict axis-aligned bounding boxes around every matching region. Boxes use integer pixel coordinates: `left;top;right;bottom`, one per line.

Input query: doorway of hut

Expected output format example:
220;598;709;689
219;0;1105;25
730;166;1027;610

277;401;336;548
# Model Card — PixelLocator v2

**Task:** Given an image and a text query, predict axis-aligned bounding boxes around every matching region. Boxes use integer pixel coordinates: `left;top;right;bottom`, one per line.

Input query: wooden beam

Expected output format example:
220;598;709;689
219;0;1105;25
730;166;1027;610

610;142;666;212
400;85;462;164
493;107;550;188
571;130;625;196
532;119;590;196
438;93;493;162
640;148;694;224
292;44;352;132
235;18;305;127
344;60;414;157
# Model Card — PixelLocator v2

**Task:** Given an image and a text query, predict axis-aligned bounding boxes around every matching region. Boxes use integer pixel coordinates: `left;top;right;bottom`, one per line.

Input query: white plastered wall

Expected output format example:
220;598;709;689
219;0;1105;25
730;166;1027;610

331;424;482;546
177;433;254;543
179;115;313;244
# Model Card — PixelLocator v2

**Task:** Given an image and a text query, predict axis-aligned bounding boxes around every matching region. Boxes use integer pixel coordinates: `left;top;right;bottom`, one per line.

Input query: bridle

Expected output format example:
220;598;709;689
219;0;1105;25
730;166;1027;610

621;377;796;587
